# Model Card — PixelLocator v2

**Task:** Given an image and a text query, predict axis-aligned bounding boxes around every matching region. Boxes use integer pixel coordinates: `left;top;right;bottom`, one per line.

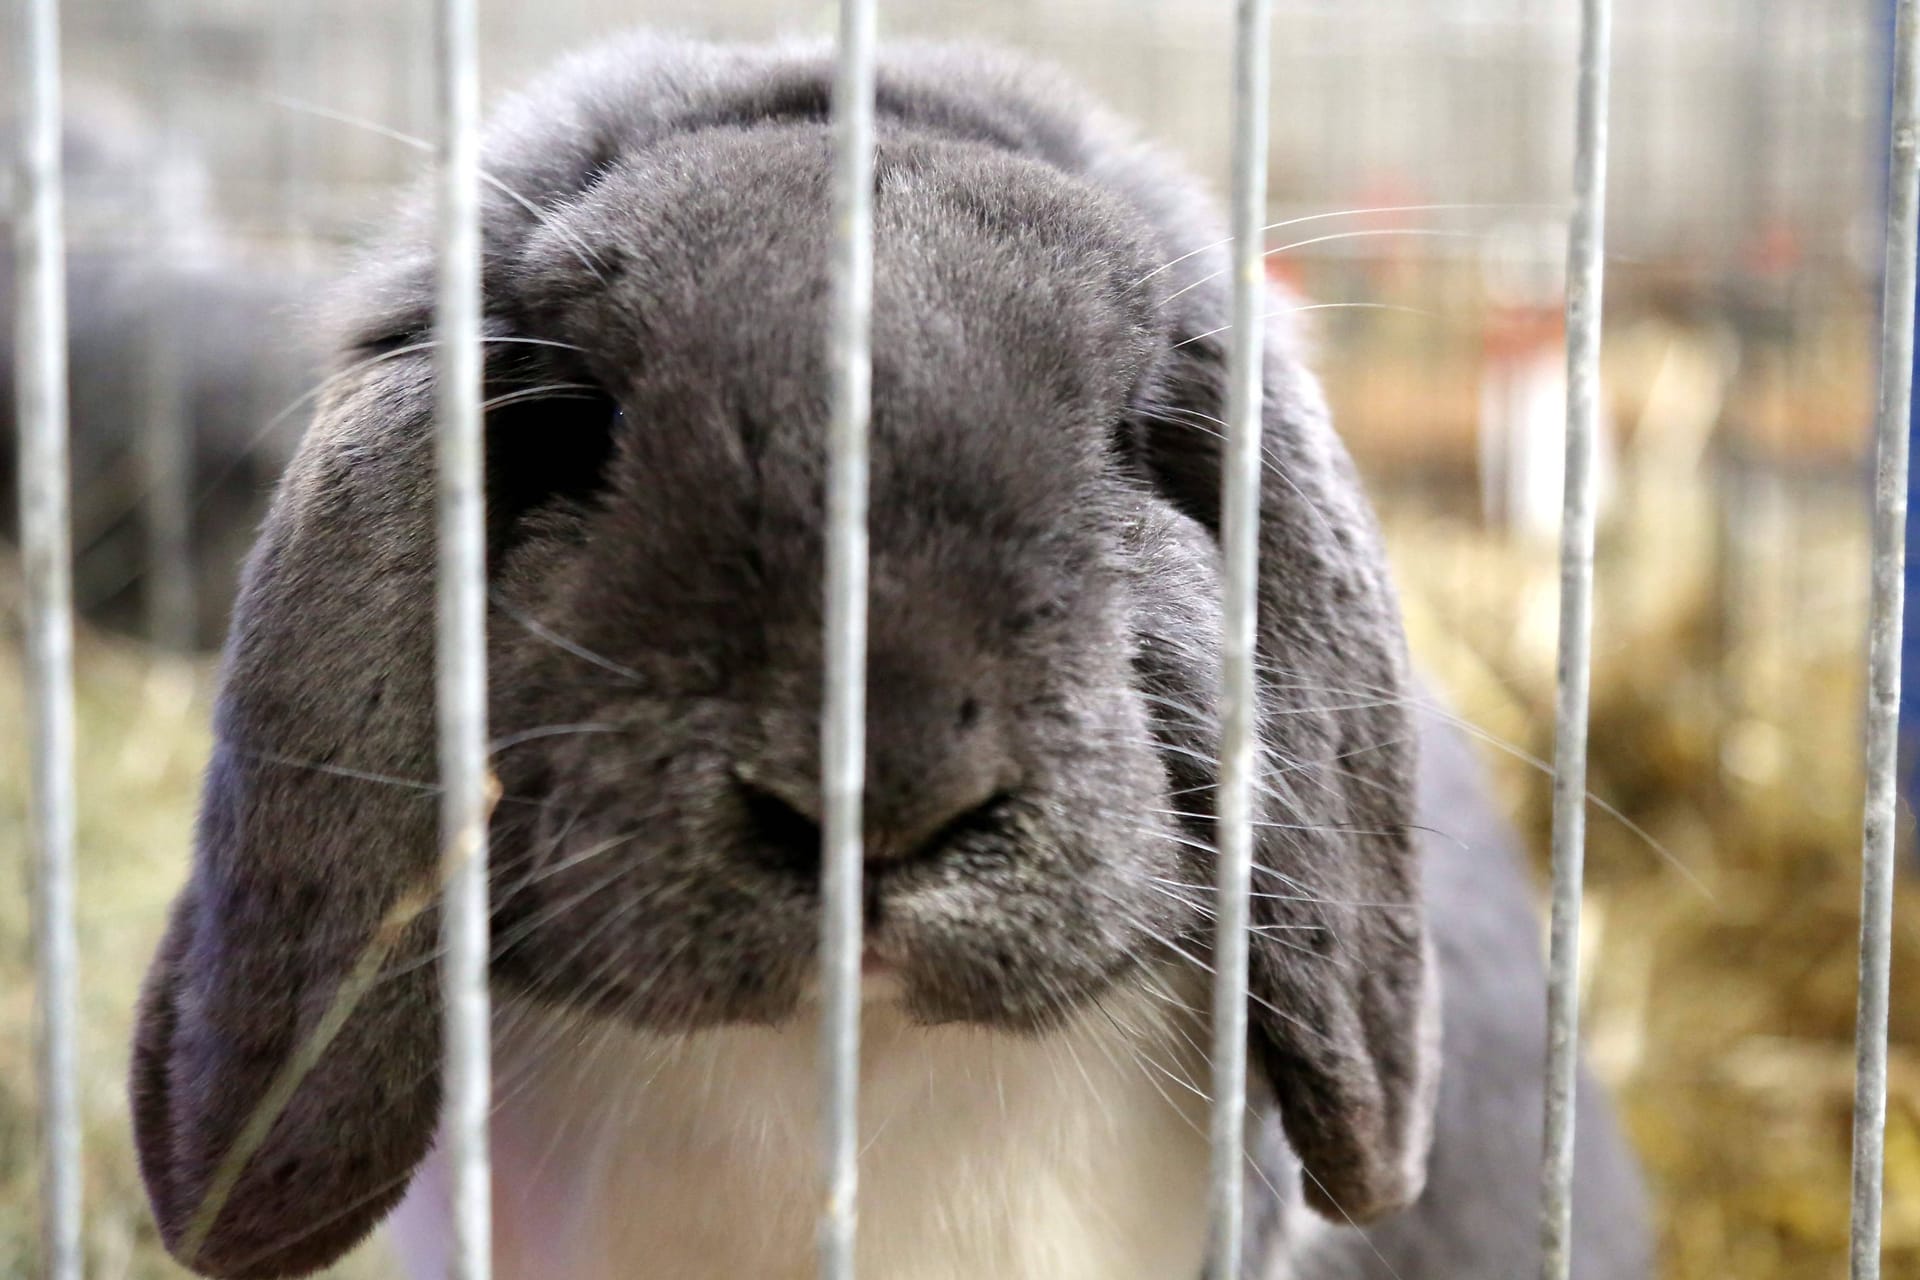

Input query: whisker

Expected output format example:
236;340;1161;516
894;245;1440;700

1294;1161;1408;1280
489;722;628;753
490;593;648;685
1132;200;1565;285
74;334;594;601
1161;227;1485;306
263;91;613;284
1172;301;1436;349
481;384;600;412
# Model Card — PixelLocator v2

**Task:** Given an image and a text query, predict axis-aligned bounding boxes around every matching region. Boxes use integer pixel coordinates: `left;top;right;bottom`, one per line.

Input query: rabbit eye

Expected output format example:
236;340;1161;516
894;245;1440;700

484;383;623;553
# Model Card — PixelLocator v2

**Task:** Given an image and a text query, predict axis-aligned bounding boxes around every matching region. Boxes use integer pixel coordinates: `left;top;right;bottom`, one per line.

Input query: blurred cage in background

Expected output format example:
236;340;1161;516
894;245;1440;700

1;1;1914;1278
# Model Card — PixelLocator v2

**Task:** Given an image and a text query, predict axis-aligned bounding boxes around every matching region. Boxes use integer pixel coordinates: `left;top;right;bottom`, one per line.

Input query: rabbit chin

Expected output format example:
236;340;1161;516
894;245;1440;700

386;969;1214;1280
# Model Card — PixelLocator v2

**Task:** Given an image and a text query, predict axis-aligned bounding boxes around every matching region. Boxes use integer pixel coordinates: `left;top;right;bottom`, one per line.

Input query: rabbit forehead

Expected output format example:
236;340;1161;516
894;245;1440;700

510;125;1167;418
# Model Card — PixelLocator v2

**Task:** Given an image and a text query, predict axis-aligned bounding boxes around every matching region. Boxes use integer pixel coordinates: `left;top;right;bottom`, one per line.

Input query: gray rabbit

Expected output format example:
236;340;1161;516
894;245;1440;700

128;34;1650;1280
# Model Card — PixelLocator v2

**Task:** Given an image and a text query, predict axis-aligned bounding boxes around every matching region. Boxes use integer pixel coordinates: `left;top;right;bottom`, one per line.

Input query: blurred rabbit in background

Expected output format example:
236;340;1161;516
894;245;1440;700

1;90;320;650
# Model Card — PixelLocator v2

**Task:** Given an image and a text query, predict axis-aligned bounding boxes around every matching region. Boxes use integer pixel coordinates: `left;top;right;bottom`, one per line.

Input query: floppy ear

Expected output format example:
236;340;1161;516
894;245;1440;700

130;360;448;1279
1134;304;1439;1224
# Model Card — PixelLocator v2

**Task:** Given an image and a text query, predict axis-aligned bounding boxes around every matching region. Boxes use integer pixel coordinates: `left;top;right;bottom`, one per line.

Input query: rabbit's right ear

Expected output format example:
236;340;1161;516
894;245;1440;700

1128;303;1439;1223
131;360;449;1280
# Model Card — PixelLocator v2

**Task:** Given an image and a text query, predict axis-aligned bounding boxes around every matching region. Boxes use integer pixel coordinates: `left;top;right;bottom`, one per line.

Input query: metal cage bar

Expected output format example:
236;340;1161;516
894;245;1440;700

1539;1;1614;1276
13;0;84;1276
1208;2;1273;1278
139;0;198;653
819;2;877;1278
433;0;493;1277
1850;3;1920;1277
3;7;1909;1280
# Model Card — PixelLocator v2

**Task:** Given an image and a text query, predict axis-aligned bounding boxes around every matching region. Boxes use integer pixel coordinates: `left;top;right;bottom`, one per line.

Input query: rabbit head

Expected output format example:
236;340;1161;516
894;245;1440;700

131;36;1433;1278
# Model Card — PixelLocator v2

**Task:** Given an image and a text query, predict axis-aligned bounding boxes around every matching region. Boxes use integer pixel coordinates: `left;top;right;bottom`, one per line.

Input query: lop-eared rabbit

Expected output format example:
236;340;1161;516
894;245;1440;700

129;35;1650;1280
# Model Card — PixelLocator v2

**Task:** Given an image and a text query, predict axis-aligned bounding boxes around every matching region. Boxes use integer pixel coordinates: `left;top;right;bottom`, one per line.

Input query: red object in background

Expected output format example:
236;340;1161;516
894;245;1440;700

1477;299;1572;536
1264;252;1306;294
1482;302;1565;367
1740;219;1803;280
1354;175;1428;296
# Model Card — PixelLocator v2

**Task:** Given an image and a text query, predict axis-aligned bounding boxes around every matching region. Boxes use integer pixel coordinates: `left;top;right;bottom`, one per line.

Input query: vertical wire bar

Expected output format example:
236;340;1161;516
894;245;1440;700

13;0;83;1275
1538;0;1613;1276
433;0;492;1278
140;0;197;652
1208;2;1271;1278
819;2;876;1277
1851;3;1920;1276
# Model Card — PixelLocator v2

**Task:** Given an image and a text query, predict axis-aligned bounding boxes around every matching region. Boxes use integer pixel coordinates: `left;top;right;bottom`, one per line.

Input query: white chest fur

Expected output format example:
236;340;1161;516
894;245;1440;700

387;974;1214;1280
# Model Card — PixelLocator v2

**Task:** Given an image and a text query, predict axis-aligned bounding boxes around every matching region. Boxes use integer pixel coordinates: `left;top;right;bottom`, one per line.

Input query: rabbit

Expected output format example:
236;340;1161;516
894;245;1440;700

0;102;322;649
128;33;1651;1280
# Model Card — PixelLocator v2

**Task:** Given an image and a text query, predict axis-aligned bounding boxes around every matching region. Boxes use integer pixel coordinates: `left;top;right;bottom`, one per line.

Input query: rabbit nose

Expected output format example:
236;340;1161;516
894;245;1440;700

733;713;1013;872
860;760;1009;867
861;684;1016;866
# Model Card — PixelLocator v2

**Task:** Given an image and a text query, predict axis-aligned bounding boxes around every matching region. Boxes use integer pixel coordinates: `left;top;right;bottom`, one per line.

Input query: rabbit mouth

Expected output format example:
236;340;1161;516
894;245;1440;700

784;945;909;1006
483;723;1197;1032
859;949;907;1004
488;826;1189;1038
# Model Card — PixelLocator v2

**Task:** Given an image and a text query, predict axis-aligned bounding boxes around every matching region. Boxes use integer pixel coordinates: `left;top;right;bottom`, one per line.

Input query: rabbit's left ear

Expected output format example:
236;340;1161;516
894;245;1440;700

129;361;449;1279
1132;307;1439;1223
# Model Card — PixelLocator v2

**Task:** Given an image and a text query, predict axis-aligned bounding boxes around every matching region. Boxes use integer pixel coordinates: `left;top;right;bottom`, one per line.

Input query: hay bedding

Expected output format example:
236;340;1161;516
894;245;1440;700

1385;486;1920;1279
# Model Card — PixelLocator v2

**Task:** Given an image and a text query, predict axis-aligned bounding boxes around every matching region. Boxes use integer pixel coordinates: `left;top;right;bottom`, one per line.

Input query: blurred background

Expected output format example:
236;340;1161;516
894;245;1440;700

1;0;1914;1275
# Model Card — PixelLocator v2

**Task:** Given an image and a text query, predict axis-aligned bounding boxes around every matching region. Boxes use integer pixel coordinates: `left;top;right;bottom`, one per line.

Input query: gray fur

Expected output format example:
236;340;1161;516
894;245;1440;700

1281;703;1652;1279
127;33;1648;1279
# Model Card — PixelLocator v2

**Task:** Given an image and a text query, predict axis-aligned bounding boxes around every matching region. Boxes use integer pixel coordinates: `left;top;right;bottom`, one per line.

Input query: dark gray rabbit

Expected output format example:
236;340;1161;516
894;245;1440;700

129;34;1650;1280
0;105;321;649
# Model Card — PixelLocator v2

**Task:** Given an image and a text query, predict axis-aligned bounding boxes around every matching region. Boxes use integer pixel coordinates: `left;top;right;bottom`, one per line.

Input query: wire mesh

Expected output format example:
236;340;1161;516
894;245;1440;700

1;4;1911;1279
818;2;877;1277
1539;0;1614;1276
432;0;493;1277
1848;3;1920;1277
12;0;84;1276
1207;2;1272;1278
